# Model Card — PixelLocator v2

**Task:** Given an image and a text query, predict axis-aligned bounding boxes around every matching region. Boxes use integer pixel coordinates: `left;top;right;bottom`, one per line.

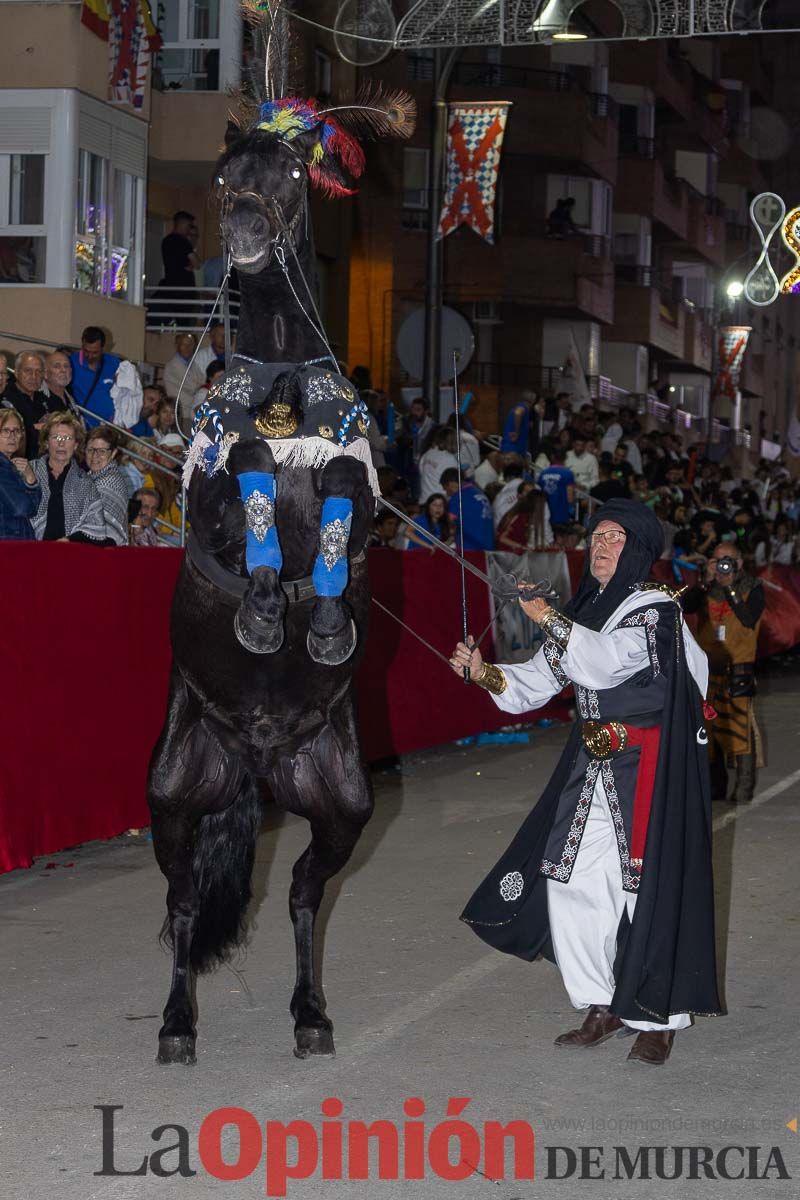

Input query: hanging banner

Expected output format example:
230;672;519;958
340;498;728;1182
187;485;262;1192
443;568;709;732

438;102;511;244
486;550;573;664
712;325;751;403
81;0;161;111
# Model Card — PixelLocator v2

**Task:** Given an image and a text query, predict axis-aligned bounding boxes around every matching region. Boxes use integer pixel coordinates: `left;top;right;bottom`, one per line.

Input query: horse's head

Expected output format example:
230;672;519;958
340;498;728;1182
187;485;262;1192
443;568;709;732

215;126;320;275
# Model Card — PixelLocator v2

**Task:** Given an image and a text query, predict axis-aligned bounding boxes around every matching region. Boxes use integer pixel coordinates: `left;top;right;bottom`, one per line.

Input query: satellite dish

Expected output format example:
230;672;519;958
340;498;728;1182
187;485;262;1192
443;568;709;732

333;0;396;67
396;305;475;382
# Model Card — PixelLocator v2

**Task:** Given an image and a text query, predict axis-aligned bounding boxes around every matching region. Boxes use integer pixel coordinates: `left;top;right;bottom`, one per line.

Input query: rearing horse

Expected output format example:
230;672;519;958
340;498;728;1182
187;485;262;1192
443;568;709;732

148;94;413;1064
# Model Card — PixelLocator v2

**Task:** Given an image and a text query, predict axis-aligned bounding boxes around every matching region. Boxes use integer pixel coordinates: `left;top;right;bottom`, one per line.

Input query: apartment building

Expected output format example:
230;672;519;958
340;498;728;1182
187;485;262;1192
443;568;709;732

353;30;799;464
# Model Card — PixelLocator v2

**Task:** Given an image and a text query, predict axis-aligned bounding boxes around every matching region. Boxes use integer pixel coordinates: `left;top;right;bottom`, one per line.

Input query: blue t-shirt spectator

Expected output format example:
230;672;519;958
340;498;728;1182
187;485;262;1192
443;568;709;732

537;463;575;524
69;350;122;426
500;401;530;454
448;481;495;551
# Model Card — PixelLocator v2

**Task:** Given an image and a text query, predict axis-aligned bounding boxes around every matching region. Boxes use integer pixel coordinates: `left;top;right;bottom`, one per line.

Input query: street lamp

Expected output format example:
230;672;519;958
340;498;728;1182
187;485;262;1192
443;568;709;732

726;280;744;300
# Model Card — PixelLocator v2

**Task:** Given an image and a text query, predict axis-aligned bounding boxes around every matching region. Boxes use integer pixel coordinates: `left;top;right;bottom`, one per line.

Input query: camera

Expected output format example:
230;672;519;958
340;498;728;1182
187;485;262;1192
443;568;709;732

715;556;737;575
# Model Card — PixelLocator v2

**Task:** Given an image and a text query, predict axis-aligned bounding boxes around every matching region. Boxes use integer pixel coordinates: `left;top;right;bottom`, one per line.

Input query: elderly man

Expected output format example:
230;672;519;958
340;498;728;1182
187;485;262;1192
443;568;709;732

163;333;204;431
4;350;68;458
44;350;77;413
451;499;721;1066
195;321;227;374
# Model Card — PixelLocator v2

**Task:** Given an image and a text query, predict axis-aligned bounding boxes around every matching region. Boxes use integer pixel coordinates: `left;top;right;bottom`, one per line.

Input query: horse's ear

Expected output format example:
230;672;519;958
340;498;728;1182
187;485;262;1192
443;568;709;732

224;120;242;149
288;124;324;166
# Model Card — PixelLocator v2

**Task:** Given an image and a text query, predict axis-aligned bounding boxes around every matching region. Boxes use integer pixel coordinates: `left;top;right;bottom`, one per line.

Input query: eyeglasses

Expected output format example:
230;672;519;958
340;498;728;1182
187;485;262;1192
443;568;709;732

86;446;112;456
589;528;627;545
50;434;76;445
0;427;21;437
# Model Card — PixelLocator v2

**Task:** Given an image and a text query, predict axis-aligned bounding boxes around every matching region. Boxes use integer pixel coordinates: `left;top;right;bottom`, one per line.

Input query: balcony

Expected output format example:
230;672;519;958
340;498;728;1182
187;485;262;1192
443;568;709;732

616;156;688;240
685;190;726;267
612;42;724;153
442;233;614;325
606;278;685;358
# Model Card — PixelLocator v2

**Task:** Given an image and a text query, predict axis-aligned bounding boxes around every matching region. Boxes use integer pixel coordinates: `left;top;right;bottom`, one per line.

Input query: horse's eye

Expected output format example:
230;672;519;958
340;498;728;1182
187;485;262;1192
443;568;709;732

216;175;225;187
291;167;301;180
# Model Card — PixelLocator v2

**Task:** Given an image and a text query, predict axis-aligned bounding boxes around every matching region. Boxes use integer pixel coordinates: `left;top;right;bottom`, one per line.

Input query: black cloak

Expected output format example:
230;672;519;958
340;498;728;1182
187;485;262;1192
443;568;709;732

460;501;723;1023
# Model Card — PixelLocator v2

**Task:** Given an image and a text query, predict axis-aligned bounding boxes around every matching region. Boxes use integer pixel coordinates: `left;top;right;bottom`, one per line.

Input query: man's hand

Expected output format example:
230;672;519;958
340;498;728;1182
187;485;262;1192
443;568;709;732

449;637;482;678
519;592;550;623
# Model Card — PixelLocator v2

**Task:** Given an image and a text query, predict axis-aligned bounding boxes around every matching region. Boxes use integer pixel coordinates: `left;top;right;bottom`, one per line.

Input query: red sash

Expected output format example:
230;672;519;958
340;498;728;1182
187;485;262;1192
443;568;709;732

606;723;662;865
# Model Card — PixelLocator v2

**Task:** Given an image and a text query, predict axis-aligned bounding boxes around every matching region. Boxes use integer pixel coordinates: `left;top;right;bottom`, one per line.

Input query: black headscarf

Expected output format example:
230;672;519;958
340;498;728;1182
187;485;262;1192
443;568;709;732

565;499;665;631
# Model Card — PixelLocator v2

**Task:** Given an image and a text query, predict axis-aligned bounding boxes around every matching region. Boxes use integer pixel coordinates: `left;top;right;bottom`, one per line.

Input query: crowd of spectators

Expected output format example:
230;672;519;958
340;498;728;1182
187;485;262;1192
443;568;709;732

2;335;799;580
359;384;800;580
0;327;187;546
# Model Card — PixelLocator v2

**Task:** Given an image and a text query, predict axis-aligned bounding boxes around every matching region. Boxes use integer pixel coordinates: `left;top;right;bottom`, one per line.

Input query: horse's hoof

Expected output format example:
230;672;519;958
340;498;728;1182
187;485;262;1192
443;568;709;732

157;1035;196;1065
306;619;356;666
234;608;284;654
293;1027;336;1059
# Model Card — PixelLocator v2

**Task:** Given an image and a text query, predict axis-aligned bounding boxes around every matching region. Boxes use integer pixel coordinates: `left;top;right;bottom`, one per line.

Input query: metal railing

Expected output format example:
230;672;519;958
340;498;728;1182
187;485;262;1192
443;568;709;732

145;286;240;334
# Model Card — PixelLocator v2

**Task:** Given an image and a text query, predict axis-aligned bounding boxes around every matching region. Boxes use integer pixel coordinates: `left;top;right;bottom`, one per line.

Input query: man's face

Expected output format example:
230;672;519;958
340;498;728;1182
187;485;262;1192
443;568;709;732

572;439;586;457
175;217;191;236
142;387;161;416
210;327;226;355
137;494;159;526
45;352;72;391
82;338;104;367
589;519;627;586
410;402;425;423
613;447;627;465
712;543;741;579
443;481;459;497
176;335;196;360
17;355;44;395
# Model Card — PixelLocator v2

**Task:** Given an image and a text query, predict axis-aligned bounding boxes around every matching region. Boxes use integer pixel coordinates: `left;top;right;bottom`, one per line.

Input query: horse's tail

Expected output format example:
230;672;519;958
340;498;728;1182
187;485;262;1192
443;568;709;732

189;776;263;974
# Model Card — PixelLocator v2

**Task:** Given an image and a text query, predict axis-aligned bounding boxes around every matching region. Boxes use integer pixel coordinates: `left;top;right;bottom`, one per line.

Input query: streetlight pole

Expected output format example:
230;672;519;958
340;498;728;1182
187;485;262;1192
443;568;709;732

422;48;458;421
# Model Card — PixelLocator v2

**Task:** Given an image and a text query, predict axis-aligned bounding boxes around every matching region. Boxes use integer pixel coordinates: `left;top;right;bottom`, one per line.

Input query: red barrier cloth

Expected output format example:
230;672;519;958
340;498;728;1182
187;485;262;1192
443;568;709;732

0;545;565;873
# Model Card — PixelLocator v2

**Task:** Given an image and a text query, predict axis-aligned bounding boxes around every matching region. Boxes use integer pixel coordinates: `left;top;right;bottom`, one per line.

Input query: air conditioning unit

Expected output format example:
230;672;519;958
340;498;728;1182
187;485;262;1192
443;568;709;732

472;301;502;324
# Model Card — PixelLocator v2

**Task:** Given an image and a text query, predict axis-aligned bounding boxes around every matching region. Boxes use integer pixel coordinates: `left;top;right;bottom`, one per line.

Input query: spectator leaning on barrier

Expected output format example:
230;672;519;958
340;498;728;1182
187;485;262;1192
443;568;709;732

0;406;41;540
69;327;122;427
129;487;161;546
682;541;765;804
30;411;105;543
85;425;129;546
128;383;163;440
404;492;452;551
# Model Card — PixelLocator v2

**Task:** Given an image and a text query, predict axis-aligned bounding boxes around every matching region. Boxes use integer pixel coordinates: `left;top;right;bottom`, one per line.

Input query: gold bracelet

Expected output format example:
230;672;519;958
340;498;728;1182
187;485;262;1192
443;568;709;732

474;661;508;695
537;606;573;650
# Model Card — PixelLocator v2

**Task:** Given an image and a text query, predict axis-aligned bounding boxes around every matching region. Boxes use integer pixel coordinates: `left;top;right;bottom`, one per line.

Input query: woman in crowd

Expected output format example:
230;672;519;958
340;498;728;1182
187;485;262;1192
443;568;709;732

152;397;179;444
31;411;105;542
0;406;41;539
496;488;548;554
85;425;129;545
405;492;452;550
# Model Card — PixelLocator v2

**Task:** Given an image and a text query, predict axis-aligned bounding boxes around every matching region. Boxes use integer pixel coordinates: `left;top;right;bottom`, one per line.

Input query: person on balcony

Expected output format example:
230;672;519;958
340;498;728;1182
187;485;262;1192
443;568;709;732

546;196;581;238
160;211;198;289
0;407;40;540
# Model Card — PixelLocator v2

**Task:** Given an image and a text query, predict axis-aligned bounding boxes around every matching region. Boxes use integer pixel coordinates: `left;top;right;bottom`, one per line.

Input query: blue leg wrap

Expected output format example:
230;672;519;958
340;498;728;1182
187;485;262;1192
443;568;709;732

238;471;282;576
313;497;353;597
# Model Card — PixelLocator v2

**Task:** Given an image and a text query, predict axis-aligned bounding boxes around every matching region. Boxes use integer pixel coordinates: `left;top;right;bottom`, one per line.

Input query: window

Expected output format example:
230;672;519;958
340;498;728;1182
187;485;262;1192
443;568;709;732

314;49;332;96
155;0;221;91
403;147;429;209
75;150;143;302
0;154;46;283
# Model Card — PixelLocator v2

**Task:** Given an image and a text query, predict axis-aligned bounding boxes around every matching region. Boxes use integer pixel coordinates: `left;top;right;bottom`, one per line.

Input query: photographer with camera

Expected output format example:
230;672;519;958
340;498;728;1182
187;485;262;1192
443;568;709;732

682;542;764;803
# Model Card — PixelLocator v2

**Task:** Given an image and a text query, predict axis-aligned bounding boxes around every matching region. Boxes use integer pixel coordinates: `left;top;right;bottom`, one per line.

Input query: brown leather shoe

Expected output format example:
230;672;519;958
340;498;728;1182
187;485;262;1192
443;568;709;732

554;1005;626;1048
627;1030;675;1065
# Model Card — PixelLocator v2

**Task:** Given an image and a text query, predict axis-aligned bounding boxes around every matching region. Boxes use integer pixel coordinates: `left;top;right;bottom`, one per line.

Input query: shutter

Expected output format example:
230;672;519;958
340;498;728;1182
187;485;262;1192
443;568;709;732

112;127;146;177
79;112;112;159
0;107;51;153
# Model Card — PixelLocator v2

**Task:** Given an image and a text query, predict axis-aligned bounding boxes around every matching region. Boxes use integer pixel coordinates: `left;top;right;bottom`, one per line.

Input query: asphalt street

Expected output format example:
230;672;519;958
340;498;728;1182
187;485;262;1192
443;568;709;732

1;662;799;1200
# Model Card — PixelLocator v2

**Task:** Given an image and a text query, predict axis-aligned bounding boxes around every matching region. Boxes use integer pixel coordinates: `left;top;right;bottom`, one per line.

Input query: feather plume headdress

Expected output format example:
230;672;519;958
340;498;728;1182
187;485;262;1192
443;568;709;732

231;2;416;199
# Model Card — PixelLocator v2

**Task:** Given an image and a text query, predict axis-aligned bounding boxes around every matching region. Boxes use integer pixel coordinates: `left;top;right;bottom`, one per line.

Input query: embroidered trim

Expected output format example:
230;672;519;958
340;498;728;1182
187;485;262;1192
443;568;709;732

577;685;601;720
243;490;276;543
319;514;352;568
600;759;640;892
499;871;524;902
540;759;600;882
542;638;568;687
616;607;661;676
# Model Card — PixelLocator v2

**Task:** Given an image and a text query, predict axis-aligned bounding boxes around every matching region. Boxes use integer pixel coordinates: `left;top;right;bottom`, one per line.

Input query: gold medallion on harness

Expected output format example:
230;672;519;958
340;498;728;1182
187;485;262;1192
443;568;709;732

255;403;298;438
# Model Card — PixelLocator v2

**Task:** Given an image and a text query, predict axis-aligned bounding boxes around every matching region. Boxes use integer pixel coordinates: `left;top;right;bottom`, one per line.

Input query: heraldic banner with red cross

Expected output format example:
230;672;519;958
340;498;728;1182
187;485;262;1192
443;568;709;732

438;102;511;244
712;325;751;403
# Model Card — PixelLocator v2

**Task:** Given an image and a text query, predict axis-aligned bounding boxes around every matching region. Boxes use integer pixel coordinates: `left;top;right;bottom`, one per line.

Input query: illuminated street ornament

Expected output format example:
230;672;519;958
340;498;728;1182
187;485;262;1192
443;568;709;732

780;207;800;295
743;192;785;307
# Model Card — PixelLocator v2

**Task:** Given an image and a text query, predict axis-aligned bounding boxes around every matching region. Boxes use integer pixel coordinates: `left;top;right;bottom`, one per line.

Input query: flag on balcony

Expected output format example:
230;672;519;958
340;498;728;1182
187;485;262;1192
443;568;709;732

712;325;751;404
439;102;511;244
81;0;161;111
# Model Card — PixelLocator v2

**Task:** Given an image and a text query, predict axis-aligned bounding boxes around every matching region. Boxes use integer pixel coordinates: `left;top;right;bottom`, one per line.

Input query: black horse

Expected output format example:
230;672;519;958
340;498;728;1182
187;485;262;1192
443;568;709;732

147;104;401;1065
